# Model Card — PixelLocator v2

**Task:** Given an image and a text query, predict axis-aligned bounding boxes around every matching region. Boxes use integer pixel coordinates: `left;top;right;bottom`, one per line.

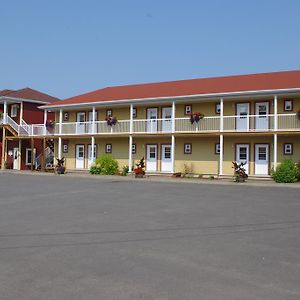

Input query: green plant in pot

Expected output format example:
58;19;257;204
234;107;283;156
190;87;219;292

232;161;248;182
55;157;66;174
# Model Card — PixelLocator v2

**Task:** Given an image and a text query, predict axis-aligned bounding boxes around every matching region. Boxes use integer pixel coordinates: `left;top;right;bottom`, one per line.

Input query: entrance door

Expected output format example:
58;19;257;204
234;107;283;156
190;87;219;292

75;145;85;169
236;144;249;174
255;102;269;130
255;144;269;175
88;111;97;134
88;144;97;168
162;107;172;132
146;144;157;171
13;147;19;170
147;108;158;133
236;103;250;131
161;145;172;172
76;112;86;134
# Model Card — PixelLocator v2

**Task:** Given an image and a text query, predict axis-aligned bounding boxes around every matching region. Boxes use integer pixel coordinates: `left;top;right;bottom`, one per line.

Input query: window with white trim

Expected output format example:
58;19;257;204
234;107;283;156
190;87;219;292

215;143;220;154
11;104;18;117
284;143;293;155
184;143;192;154
185;105;192;115
284;100;293;111
215;103;221;114
106;144;112;153
25;148;35;165
132;143;136;154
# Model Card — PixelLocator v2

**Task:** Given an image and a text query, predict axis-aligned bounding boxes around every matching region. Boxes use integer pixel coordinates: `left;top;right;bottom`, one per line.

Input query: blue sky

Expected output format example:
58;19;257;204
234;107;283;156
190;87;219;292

1;0;300;99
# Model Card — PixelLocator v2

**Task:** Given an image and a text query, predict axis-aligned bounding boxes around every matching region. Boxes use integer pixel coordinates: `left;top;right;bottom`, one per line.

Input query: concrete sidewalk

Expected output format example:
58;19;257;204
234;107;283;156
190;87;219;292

1;169;300;189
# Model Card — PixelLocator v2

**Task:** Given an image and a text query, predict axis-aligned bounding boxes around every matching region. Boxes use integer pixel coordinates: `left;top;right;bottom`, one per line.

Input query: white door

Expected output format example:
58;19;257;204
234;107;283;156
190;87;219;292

255;144;269;175
236;103;250;131
161;145;172;172
76;112;86;134
146;144;157;171
147;108;158;133
162;107;172;132
75;145;85;169
13;148;19;170
88;144;97;168
236;144;249;174
255;102;269;130
88;111;97;134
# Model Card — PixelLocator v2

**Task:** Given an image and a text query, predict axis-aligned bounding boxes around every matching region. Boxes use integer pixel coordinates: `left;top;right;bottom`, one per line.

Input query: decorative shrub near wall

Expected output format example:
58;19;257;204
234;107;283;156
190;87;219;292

90;154;119;175
271;159;300;183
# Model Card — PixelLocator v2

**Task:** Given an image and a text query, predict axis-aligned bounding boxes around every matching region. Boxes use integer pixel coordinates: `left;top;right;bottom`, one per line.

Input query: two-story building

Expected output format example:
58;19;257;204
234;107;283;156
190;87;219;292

0;88;59;170
5;71;300;177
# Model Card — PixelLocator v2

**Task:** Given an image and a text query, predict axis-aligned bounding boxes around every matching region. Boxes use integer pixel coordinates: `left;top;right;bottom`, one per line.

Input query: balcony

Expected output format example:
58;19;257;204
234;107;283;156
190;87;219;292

10;113;300;137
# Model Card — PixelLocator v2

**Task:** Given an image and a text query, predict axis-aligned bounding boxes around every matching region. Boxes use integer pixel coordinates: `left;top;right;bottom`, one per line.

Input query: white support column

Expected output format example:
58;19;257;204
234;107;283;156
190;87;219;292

220;98;224;132
44;110;48;135
129;104;133;133
59;109;63;135
92;106;96;134
219;134;223;176
273;133;277;171
20;102;24;122
3;100;7;123
172;101;176;133
274;95;278;131
18;139;22;170
128;135;133;172
91;136;95;163
171;135;175;173
58;137;62;159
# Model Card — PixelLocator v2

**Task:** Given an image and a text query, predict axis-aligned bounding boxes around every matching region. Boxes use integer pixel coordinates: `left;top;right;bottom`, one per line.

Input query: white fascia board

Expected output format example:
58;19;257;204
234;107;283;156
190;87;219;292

40;87;300;110
0;96;51;105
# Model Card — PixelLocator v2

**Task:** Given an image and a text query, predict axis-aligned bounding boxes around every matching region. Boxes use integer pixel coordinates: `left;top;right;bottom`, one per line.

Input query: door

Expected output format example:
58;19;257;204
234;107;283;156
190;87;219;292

147;108;158;133
76;112;86;134
88;111;97;134
236;103;250;131
255;144;269;175
161;145;172;172
75;145;85;169
236;144;249;174
162;107;172;132
88;144;97;168
13;148;19;170
146;144;157;171
255;102;269;130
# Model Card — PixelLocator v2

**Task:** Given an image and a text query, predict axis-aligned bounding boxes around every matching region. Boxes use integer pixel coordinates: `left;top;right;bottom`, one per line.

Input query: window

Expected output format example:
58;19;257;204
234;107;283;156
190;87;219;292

132;143;136;154
63;112;69;121
132;107;137;118
258;147;267;160
106;109;112;117
63;144;68;153
184;143;192;154
25;148;35;165
215;103;221;114
105;144;112;153
11;104;18;117
239;147;247;160
284;100;293;111
185;105;192;115
284;143;293;155
215;143;220;154
164;147;171;159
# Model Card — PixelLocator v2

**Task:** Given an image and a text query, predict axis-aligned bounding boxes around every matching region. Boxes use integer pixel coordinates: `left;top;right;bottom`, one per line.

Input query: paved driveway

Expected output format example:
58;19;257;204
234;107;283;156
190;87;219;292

0;173;299;300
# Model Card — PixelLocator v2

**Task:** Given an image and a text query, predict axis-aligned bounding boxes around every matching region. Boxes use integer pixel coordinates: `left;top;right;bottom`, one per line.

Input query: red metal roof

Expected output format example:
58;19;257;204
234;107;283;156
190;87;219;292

0;88;60;103
45;70;300;107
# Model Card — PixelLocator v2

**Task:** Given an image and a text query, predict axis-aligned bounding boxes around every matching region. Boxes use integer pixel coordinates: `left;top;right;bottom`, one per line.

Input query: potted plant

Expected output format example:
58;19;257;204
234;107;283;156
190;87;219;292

46;120;55;132
232;161;248;182
190;112;204;124
133;157;146;178
55;157;66;174
106;116;117;126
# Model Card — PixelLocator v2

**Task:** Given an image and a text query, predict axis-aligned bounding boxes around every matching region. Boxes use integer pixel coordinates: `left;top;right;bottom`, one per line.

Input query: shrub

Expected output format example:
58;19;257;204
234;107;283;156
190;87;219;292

272;159;299;183
90;154;119;175
122;165;129;176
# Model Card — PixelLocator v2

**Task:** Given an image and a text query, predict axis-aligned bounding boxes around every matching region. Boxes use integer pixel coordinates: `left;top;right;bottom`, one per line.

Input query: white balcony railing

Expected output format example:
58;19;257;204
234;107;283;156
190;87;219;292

7;113;300;137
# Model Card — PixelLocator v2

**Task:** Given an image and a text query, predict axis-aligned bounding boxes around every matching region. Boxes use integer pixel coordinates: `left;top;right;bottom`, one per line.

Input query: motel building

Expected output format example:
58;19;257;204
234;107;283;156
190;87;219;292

1;70;300;177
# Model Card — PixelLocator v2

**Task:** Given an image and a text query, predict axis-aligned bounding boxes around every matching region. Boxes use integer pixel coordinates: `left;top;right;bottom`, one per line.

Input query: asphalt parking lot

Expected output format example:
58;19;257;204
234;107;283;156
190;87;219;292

0;173;299;300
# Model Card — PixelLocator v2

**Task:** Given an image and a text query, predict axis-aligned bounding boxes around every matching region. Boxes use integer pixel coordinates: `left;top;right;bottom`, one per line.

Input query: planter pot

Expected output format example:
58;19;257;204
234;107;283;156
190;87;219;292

135;173;145;178
56;166;66;174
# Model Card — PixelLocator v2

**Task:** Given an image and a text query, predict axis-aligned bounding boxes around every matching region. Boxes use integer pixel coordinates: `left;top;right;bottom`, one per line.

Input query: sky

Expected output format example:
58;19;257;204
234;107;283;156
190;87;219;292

1;0;300;99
